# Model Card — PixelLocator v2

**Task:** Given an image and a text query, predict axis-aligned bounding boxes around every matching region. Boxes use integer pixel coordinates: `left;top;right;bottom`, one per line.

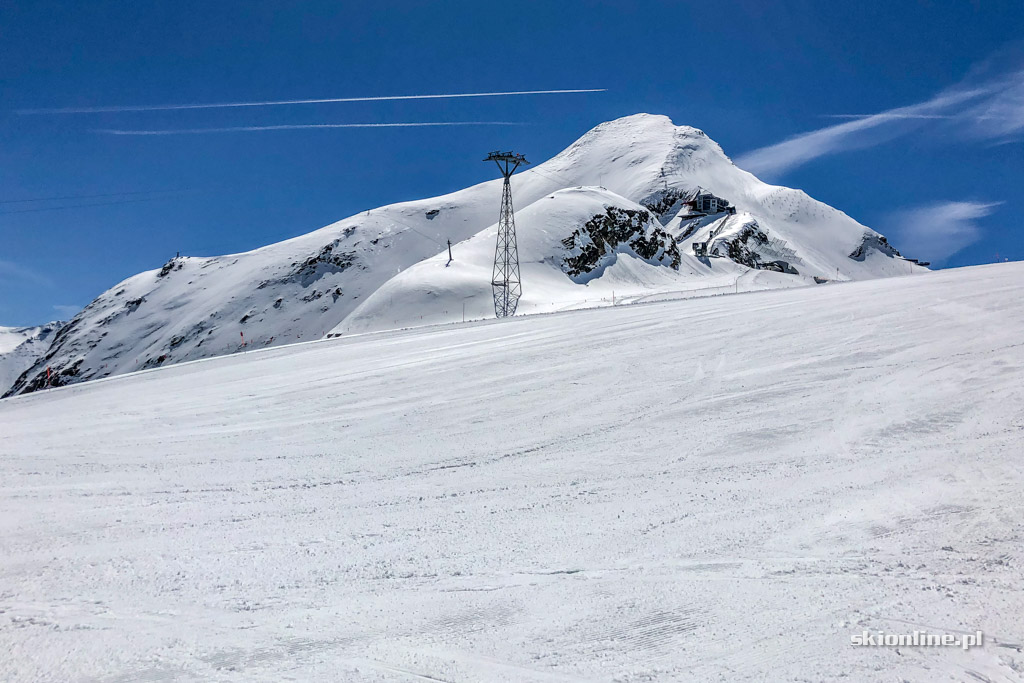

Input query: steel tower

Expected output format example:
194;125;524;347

484;151;529;317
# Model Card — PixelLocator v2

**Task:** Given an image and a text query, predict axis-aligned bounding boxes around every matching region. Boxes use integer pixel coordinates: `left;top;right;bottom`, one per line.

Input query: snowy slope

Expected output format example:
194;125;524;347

338;186;790;334
0;322;64;393
1;262;1021;682
337;116;924;335
0;324;65;355
0;326;36;354
4;114;924;396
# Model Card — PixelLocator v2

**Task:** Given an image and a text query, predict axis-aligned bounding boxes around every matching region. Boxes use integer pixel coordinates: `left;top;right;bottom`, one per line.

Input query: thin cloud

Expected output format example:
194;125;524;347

19;89;605;114
891;201;1001;264
95;121;525;135
0;260;54;288
962;74;1024;139
52;304;82;318
736;87;988;178
737;54;1024;178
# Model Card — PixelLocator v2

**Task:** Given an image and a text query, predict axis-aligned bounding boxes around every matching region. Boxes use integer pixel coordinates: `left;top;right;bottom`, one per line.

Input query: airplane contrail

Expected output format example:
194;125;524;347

0;188;194;204
20;89;606;114
95;121;524;135
822;113;957;120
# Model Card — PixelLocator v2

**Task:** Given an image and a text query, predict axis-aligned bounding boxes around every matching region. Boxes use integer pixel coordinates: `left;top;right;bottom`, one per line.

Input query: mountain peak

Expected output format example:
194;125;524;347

2;114;926;397
575;113;716;152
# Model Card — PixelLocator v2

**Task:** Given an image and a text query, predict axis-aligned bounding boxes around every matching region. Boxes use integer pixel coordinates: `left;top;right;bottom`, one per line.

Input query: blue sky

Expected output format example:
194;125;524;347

1;0;1022;326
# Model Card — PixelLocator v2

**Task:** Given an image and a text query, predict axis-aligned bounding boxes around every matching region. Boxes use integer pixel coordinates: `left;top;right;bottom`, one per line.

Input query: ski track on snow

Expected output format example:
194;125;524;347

1;263;1022;681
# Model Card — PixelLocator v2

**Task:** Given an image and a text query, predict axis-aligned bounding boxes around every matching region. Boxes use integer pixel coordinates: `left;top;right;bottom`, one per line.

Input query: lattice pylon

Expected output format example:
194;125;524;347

485;151;529;318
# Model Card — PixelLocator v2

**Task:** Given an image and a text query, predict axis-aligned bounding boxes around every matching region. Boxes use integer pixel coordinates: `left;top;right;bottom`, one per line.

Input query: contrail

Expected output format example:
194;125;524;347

824;113;1001;121
95;121;525;135
0;188;193;204
0;195;184;215
822;113;957;120
20;89;605;114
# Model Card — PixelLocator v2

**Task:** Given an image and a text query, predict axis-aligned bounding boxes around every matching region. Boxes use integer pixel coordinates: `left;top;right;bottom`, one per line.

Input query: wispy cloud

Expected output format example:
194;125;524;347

0;260;54;288
95;121;524;135
963;73;1024;139
890;201;1001;264
52;304;82;318
736;87;991;177
19;89;605;115
737;53;1024;178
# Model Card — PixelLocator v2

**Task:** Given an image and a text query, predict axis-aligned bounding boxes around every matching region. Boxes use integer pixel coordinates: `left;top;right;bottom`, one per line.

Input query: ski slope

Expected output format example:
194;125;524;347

1;263;1022;682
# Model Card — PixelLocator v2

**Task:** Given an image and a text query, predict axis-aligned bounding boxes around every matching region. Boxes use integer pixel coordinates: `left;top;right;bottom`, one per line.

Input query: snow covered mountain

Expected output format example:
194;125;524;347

3;114;925;396
0;322;64;395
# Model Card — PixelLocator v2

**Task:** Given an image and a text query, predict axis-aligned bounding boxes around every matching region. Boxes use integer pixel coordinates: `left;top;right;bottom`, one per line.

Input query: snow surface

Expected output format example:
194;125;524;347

2;262;1021;682
0;322;64;393
335;113;927;335
338;187;767;335
0;327;31;355
5;114;925;397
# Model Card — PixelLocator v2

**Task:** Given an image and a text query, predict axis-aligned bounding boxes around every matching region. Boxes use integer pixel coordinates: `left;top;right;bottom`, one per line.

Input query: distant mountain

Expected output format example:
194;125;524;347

2;114;925;397
0;322;65;394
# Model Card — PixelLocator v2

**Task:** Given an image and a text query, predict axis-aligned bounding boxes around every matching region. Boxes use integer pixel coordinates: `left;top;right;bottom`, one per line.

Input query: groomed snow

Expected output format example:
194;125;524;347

1;263;1022;681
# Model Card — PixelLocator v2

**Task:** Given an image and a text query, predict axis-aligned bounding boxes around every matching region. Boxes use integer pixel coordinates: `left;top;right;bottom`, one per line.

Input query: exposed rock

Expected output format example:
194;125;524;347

125;297;146;312
157;257;185;278
641;188;688;222
850;233;902;261
562;206;681;280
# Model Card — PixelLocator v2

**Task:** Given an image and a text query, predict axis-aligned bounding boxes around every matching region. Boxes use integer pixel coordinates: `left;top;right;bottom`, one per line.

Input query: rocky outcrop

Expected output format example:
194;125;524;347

562;206;681;280
849;232;902;261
